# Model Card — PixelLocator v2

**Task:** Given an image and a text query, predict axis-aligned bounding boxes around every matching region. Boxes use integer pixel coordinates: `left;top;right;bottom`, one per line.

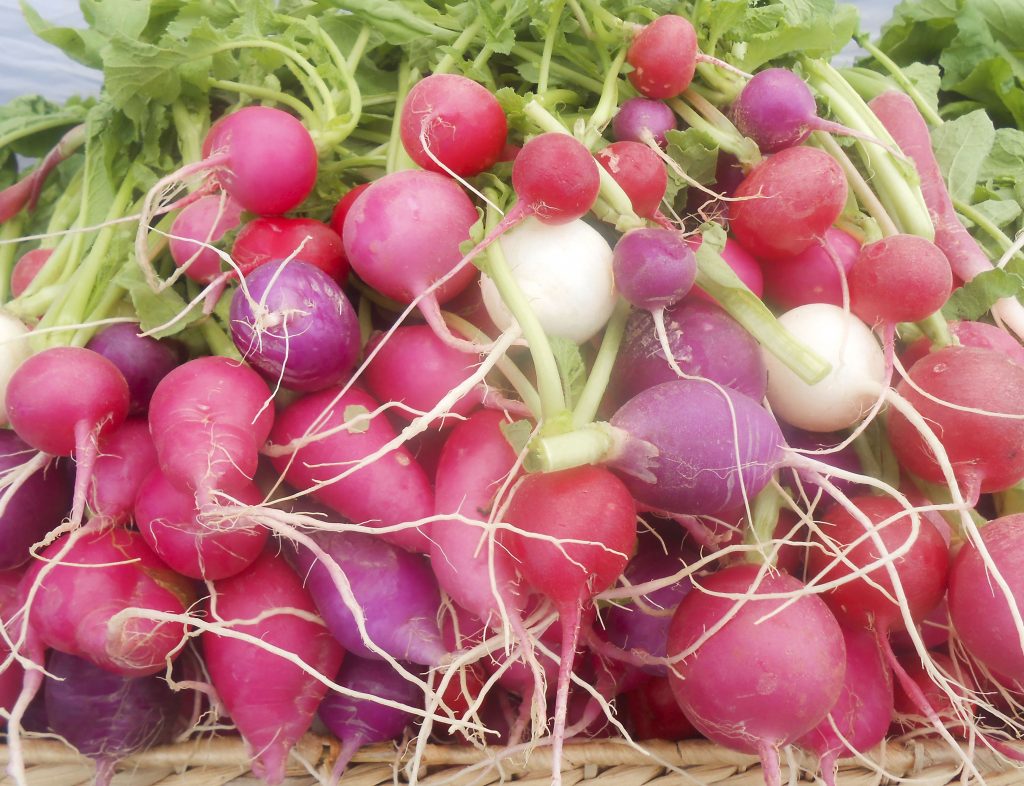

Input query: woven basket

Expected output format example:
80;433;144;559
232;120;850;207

3;735;1022;786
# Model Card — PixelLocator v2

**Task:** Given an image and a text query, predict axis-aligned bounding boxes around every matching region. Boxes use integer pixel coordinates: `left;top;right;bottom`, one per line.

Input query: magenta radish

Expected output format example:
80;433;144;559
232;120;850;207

168;194;243;283
147;356;274;504
10;249;53;298
607;379;783;516
595;142;668;219
762;227;860;310
229;259;361;392
729;146;848;261
612;228;696;311
400;74;508;177
231;216;348;282
135;470;268;580
6;346;129;529
203;549;344;785
0;570;24;721
797;626;893;786
849;234;952;325
502;466;636;785
430;410;524;627
626;675;697;740
612;98;677;147
689;236;765;302
0;431;71;569
44;651;179;786
887;346;1024;497
667;564;846;784
732;68;897;154
87;419;158;526
318;656;423;783
268;385;434;553
289;529;447;666
86;324;182;415
19;527;194;676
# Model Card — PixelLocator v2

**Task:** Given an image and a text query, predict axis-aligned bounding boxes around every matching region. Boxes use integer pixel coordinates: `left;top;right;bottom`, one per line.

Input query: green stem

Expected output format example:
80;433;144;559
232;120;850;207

666;96;760;167
435;17;486;74
742;484;786;565
346;26;372;72
219;39;334;123
854;35;943;127
527;422;616;473
482;197;566;422
914;311;953;348
208;79;316;125
201;316;242;360
171;100;207;165
70;278;127;347
386;64;417;174
953;198;1024;263
538;0;567;97
582;48;629;148
0;218;23;304
815;133;899;237
572;298;630;428
0;113;86;151
511;45;605;93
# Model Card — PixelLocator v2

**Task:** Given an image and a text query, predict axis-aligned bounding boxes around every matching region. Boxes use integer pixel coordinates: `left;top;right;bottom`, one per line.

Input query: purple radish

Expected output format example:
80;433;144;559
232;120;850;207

762;227;860;310
608;379;784;517
612;228;697;311
87;419;158;527
318;656;424;784
268;386;434;553
0;431;71;569
45;651;179;786
798;626;893;786
733;68;896;154
612;298;767;406
229;259;361;392
667;564;846;786
290;529;447;666
135;470;268;580
5;347;129;531
86;324;182;415
782;426;863;498
203;549;344;785
613;98;678;147
168;194;244;283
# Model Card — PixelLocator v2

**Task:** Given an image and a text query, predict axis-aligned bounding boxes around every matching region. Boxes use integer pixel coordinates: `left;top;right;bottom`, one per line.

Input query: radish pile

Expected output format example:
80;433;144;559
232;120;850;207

3;2;1024;786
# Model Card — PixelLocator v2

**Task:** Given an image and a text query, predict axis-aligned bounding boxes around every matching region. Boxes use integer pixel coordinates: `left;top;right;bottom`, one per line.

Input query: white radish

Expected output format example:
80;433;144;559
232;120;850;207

0;311;31;426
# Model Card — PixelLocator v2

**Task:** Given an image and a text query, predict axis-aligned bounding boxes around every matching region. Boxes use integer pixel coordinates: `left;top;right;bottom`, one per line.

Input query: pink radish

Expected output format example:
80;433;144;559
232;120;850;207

168;194;243;283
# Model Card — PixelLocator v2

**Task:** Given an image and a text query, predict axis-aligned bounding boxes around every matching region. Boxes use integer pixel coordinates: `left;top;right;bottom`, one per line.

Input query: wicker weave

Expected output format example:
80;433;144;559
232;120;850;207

1;736;1022;785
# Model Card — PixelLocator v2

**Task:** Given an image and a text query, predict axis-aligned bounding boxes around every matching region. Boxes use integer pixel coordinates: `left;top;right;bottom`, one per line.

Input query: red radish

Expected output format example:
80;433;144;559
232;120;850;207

625;16;700;99
891;651;973;734
502;466;636;786
6;347;129;530
203;549;344;785
86;324;182;415
135;470;268;580
762;227;860;310
231;216;348;282
887;346;1024;497
168;194;243;283
268;386;434;553
667;565;846;786
849;234;952;325
613;98;678;147
626;675;697;740
400;74;508;177
87;419;158;527
147;356;274;505
329;183;370;237
10;249;52;298
901;320;1024;370
0;124;85;225
509;133;600;225
729;146;848;261
595;142;668;219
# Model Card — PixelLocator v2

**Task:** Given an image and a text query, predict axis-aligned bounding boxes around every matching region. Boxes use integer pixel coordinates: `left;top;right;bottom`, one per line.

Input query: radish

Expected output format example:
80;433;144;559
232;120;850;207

168;194;243;284
901;319;1024;370
595;143;668;219
0;570;24;722
44;651;179;786
848;234;952;326
612;98;677;147
229;259;361;392
626;675;697;740
86;324;182;415
400;74;508;177
203;549;344;785
762;227;860;311
135;470;268;580
729;146;848;261
626;15;739;100
231;216;348;282
887;346;1024;498
667;564;846;786
763;304;885;432
10;249;53;298
87;419;158;527
611;228;696;311
502;466;636;786
268;385;434;553
329;183;370;237
480;217;616;344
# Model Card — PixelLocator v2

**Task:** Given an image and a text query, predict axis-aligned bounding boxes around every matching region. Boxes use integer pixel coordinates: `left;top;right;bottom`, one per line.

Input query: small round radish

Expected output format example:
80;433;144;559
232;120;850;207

626;15;700;99
595;142;668;219
612;228;696;311
729;146;848;262
667;564;846;777
168;194;244;283
613;98;677;147
229;259;361;392
510;132;601;225
849;234;952;325
86;324;182;415
887;346;1024;494
901;320;1024;370
11;248;52;297
232;216;348;282
762;227;860;310
329;183;370;237
480;217;616;344
400;74;508;177
764;304;885;432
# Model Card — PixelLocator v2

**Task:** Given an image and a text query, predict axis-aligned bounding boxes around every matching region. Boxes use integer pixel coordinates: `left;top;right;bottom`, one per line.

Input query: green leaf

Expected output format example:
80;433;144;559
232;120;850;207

20;0;107;69
0;96;89;156
902;63;942;117
550;336;587;411
930;110;995;203
942;267;1024;321
665;127;720;188
114;264;204;338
